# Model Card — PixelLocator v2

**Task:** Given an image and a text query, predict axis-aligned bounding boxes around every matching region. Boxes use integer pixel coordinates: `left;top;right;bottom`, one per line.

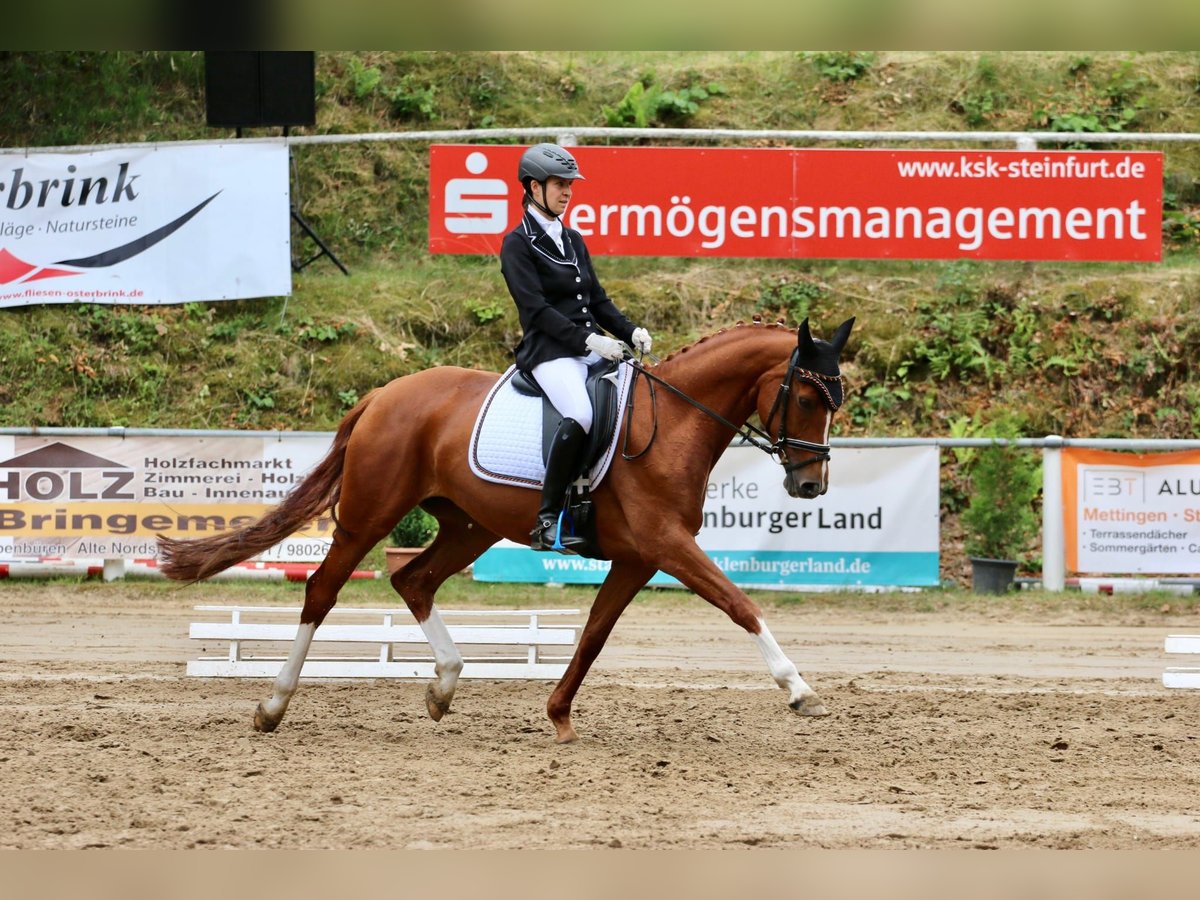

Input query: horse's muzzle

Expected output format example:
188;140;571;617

785;472;826;499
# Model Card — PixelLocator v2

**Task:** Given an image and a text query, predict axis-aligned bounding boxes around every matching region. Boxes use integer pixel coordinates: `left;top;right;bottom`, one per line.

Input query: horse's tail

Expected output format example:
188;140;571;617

156;389;381;582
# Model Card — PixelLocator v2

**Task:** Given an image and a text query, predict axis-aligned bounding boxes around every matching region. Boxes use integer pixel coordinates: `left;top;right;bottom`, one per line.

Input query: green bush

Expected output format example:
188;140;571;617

601;73;725;127
803;51;876;83
390;507;437;547
961;419;1041;563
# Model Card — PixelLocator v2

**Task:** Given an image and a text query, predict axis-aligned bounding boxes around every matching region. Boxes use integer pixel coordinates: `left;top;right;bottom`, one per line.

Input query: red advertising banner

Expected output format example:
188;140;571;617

429;145;1162;262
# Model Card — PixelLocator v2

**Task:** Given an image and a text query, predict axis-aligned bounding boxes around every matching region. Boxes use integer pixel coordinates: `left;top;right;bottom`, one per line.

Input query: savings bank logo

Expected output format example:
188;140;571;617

442;151;510;235
0;442;135;501
0;161;219;285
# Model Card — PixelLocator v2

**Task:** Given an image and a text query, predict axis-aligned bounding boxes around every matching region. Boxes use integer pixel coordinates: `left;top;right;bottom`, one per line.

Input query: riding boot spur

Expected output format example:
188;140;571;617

531;417;588;552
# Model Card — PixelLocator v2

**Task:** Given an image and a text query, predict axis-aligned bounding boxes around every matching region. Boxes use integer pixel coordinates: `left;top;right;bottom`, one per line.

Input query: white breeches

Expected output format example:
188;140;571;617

531;351;602;433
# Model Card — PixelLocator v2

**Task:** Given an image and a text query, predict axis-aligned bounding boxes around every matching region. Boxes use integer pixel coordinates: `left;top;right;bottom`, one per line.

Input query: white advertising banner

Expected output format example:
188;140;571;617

0;432;332;562
1063;447;1200;575
0;141;291;307
473;445;941;589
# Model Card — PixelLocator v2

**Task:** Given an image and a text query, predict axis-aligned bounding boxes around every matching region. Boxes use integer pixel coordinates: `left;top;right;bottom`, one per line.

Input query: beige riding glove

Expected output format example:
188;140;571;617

585;333;626;361
631;327;652;354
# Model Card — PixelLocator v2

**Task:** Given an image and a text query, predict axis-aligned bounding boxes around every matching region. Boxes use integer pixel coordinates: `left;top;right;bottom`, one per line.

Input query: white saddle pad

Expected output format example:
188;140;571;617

469;362;633;490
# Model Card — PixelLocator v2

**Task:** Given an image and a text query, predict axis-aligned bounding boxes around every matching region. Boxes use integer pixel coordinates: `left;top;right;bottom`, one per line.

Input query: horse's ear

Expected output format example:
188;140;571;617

829;317;855;354
797;317;816;353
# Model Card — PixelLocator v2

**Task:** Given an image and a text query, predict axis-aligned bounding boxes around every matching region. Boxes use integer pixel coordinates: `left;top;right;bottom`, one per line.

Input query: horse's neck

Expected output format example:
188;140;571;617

656;328;791;430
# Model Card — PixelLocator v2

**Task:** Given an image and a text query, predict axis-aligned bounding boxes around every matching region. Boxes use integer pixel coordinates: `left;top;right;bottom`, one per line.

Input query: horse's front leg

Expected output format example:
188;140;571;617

547;560;656;743
655;535;827;717
750;619;827;716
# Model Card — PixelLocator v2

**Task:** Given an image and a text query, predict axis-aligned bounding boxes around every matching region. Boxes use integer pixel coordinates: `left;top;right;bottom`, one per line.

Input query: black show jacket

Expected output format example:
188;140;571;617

500;211;636;372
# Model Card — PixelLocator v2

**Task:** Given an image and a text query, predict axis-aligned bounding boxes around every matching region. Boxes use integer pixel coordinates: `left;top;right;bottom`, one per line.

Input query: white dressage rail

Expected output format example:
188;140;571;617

1163;635;1200;689
188;605;580;680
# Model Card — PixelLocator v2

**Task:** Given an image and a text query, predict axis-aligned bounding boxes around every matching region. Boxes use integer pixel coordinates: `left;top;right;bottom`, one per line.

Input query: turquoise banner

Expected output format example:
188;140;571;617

472;547;940;589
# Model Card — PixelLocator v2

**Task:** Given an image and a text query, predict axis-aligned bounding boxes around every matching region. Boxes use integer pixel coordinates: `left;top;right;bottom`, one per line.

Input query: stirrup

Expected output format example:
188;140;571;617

549;508;576;553
531;509;583;554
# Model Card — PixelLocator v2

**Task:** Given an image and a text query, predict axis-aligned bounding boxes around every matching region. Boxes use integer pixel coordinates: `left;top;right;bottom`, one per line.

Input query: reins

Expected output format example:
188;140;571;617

619;351;838;469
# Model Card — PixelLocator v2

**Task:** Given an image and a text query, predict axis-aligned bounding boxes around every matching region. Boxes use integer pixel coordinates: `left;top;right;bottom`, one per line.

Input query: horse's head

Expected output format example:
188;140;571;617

759;316;854;499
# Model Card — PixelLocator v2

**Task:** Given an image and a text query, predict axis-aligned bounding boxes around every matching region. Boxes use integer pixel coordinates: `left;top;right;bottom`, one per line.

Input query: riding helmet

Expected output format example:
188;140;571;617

518;143;586;185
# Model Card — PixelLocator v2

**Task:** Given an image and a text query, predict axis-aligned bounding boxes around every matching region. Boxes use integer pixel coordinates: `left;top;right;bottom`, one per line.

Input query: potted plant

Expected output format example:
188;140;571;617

385;507;437;576
960;419;1041;594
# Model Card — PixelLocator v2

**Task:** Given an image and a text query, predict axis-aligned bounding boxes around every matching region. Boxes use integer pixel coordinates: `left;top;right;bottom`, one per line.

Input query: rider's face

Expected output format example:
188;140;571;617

535;177;573;216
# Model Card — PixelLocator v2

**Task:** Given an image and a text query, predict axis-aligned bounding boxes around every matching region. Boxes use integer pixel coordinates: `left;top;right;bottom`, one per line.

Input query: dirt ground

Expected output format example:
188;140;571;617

2;582;1199;850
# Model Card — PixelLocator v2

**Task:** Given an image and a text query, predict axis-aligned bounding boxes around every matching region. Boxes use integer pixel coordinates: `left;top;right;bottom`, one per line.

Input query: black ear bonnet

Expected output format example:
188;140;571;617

794;317;854;411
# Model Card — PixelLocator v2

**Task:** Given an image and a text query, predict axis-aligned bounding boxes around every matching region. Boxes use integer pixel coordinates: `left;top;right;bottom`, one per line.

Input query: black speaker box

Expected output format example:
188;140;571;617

204;51;315;128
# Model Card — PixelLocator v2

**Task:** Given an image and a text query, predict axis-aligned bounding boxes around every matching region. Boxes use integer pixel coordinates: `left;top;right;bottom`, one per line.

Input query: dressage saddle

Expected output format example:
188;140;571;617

510;358;623;472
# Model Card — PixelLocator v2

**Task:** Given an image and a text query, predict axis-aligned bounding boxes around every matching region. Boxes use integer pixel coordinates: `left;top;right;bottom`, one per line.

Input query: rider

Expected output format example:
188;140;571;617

500;143;653;551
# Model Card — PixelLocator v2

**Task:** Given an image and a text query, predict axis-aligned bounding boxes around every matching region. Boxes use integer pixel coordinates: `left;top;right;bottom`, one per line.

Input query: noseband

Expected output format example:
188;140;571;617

621;349;844;474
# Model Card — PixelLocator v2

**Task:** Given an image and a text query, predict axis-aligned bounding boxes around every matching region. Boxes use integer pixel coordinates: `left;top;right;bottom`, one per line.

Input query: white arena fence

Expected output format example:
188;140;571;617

1164;635;1200;690
187;605;580;680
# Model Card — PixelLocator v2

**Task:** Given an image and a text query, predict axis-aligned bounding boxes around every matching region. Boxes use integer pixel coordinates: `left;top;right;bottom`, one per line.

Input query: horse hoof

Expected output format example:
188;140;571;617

789;696;828;717
425;685;451;722
253;703;279;733
554;729;579;745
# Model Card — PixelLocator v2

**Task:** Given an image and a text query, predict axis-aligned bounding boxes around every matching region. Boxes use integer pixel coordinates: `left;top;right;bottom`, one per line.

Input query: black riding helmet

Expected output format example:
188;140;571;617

519;143;585;219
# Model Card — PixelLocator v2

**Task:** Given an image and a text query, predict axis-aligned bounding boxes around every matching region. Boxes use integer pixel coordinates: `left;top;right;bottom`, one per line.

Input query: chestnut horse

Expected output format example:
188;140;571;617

158;316;854;743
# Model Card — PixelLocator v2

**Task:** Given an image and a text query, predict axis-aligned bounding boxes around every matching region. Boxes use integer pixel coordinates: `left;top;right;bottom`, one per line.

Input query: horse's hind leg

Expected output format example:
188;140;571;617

254;526;381;733
390;501;500;722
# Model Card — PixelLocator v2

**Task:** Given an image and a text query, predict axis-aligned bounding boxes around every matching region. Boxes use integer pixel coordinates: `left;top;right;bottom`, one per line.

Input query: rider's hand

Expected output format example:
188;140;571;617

585;333;626;361
631;327;652;355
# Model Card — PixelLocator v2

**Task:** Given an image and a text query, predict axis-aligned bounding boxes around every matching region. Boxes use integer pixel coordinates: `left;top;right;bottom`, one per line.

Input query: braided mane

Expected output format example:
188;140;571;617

659;315;792;364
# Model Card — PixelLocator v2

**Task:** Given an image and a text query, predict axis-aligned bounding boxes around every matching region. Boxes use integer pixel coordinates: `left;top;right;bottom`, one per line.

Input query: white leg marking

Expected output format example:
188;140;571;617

752;618;817;707
420;604;463;699
260;622;316;722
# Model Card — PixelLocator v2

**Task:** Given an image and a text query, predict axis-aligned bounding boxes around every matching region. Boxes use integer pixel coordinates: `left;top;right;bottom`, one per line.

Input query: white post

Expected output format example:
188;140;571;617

1041;435;1065;591
102;557;126;582
1016;135;1038;150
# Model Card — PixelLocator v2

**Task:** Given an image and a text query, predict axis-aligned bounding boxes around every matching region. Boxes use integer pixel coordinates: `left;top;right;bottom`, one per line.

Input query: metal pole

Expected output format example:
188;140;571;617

1041;435;1066;591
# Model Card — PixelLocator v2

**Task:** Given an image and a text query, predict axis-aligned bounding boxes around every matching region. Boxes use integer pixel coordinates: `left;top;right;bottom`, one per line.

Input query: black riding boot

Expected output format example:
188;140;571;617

531;417;588;552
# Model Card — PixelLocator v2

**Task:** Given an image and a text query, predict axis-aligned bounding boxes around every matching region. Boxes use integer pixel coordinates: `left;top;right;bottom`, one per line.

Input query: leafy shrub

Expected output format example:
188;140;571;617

391;507;437;547
898;298;995;382
953;55;1007;127
466;299;505;325
961;417;1041;562
346;58;382;99
803;51;876;83
1162;184;1200;248
295;316;357;343
1031;59;1148;147
385;75;437;121
601;74;725;127
756;277;826;322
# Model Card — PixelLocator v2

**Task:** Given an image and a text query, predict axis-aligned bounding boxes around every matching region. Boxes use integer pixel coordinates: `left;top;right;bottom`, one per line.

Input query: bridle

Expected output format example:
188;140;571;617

621;349;843;472
761;348;843;471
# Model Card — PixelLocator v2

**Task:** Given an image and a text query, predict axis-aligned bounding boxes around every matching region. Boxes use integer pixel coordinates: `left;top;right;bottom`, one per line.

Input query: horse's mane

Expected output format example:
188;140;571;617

658;315;793;364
